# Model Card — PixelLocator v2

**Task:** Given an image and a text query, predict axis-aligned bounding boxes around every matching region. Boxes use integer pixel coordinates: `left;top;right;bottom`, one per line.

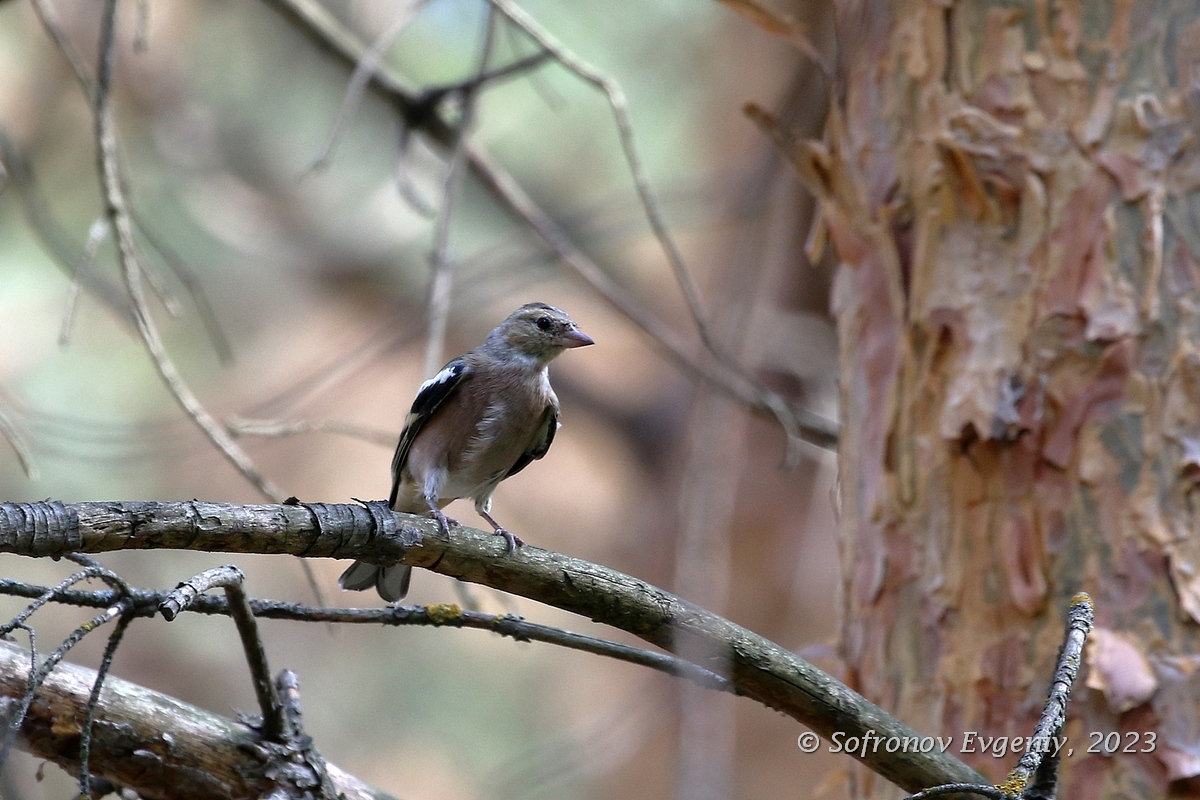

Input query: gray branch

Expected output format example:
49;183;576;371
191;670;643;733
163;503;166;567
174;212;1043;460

0;639;394;800
0;500;985;794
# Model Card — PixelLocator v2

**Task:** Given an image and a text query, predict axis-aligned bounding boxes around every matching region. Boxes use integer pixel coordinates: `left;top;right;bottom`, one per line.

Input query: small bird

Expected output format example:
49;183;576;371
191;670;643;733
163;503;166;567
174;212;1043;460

339;302;594;601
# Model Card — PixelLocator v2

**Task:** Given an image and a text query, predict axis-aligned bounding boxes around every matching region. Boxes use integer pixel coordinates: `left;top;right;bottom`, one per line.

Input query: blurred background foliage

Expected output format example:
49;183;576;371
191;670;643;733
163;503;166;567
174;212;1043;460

0;0;842;797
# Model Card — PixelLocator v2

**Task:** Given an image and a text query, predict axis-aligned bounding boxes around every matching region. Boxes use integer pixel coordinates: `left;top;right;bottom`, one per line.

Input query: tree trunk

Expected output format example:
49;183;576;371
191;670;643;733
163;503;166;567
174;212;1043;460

790;1;1200;797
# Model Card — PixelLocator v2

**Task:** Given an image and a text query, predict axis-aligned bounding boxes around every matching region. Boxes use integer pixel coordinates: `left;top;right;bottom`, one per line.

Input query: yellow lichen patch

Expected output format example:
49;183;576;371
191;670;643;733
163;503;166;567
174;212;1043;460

995;772;1027;798
423;603;462;625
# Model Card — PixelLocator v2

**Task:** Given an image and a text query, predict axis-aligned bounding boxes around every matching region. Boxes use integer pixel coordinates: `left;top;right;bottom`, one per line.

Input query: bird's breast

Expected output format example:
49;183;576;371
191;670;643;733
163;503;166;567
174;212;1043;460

406;367;554;502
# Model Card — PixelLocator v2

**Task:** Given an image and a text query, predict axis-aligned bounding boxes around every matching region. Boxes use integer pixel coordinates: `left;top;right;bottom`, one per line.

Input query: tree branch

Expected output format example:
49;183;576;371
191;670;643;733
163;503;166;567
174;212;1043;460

0;500;985;794
0;640;394;800
0;579;738;695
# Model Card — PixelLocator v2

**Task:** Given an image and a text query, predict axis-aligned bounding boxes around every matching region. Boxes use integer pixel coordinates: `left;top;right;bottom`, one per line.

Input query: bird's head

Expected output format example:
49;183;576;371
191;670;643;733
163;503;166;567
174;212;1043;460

487;302;594;364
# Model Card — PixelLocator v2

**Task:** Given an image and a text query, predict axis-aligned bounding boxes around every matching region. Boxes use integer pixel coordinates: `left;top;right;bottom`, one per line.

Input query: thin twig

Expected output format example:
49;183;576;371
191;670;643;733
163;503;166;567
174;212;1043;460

77;608;135;797
30;4;231;360
0;579;736;696
902;784;1010;800
227;416;396;447
0;128;133;328
0;601;130;773
159;565;287;740
490;0;808;465
92;0;285;501
0;568;114;639
30;0;95;95
502;18;564;111
274;670;339;800
129;232;183;318
997;593;1094;799
246;308;423;417
62;552;132;596
127;204;234;364
59;217;109;346
488;0;710;333
423;5;498;378
307;0;432;174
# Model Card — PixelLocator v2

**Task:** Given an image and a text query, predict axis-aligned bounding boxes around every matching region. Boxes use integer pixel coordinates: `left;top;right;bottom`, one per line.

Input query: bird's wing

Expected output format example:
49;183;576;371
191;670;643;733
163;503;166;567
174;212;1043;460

504;404;559;479
388;357;473;507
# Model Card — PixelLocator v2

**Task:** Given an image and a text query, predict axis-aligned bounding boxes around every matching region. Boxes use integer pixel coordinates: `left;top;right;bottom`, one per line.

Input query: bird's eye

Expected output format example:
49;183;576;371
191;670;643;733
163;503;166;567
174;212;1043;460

535;316;552;331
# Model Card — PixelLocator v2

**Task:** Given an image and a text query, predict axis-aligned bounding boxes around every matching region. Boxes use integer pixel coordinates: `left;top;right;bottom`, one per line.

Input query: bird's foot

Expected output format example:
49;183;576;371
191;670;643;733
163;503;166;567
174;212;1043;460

432;509;459;537
492;527;525;555
477;510;524;554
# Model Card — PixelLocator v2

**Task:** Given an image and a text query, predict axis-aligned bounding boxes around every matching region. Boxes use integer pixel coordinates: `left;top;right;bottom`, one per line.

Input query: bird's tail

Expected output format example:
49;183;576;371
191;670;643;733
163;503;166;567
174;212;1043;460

338;561;412;603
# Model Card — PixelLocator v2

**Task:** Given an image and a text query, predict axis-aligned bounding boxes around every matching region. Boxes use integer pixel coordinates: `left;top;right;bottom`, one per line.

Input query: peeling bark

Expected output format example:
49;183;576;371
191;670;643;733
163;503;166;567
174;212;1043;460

758;0;1200;797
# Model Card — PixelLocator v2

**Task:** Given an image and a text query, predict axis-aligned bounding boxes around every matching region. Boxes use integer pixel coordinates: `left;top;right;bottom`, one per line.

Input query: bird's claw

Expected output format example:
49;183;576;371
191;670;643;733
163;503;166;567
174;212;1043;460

493;527;525;555
433;509;459;537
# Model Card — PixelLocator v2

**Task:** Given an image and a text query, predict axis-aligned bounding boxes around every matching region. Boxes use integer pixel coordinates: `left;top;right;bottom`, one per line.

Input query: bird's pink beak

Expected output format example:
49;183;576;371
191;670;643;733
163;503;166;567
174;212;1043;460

558;328;595;348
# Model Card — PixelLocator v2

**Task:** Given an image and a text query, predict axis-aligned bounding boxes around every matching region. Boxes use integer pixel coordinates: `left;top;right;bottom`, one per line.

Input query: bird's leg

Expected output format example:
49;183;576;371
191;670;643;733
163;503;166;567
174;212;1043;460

478;509;525;554
425;497;459;537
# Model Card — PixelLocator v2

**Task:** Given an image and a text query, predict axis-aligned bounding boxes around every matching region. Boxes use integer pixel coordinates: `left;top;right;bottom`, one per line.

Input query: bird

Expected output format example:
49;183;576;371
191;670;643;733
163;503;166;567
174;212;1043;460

338;302;594;602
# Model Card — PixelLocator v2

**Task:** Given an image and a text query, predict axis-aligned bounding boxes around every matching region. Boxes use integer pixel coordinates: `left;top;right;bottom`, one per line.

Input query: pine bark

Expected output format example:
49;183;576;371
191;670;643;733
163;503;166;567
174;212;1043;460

804;1;1200;797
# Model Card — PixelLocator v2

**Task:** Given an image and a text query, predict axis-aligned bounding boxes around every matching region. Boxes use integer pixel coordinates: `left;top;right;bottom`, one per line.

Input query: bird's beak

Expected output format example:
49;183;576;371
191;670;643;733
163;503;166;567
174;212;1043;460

558;328;595;348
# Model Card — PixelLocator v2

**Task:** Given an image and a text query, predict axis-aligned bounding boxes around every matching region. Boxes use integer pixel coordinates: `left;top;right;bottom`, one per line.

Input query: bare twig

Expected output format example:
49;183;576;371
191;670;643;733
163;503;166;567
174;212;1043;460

0;128;133;328
22;3;234;359
489;0;809;464
92;0;284;501
30;0;94;95
159;565;287;741
127;205;234;364
62;552;132;596
502;17;564;111
245;308;422;418
997;593;1094;799
22;5;231;361
0;567;116;640
900;594;1095;800
274;670;339;800
423;5;498;378
0;578;736;696
902;785;1009;800
58;217;109;345
307;0;432;173
30;3;231;360
227;416;396;447
488;0;709;332
77;608;135;797
0;553;136;780
0;600;132;774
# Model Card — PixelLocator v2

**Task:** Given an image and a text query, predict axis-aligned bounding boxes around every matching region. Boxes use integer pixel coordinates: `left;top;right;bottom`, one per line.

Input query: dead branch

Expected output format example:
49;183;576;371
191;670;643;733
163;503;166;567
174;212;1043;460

0;639;394;800
0;499;985;794
0;578;737;694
